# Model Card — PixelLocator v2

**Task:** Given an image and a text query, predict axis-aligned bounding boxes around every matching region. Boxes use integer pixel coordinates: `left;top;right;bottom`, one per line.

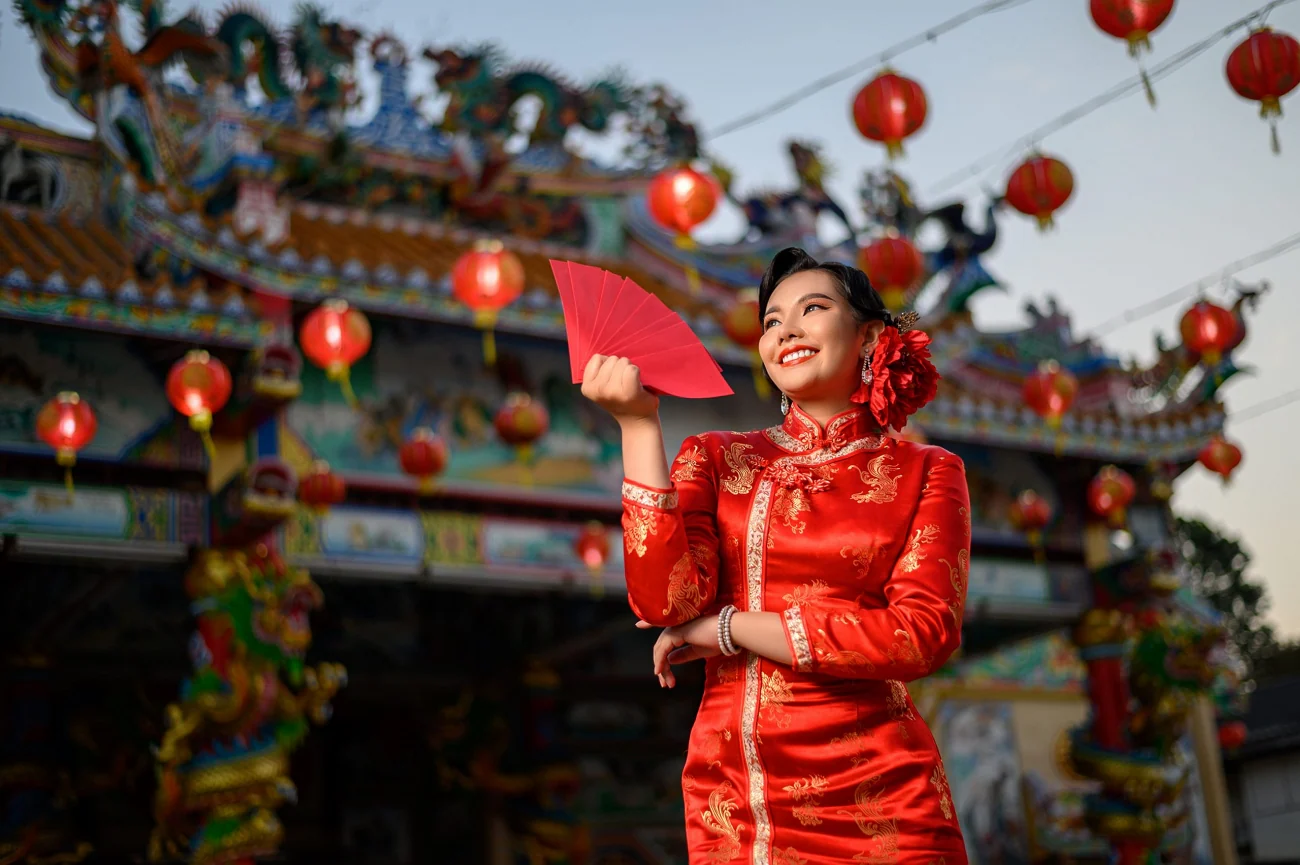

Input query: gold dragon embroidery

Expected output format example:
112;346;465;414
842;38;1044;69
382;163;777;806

672;445;707;483
663;550;707;619
701;782;744;862
886;680;916;741
775;849;809;865
622;506;658;558
783;775;829;826
941;548;970;627
930;763;955;821
837;774;900;864
898;524;940;573
849;454;901;504
720;442;765;496
887;629;931;673
716;659;741;684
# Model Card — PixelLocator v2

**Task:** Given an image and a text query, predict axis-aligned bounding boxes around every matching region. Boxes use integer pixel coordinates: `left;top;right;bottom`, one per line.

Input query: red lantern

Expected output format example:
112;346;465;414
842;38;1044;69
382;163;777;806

720;291;769;400
399;427;449;493
298;460;346;511
1179;300;1239;368
1022;360;1079;428
647;166;719;236
1091;0;1176;103
1005;155;1075;230
452;239;526;366
166;350;233;460
1226;27;1300;153
1197;435;1243;485
300;299;372;408
35;391;97;495
858;235;926;309
1088;465;1137;528
574;521;611;574
495;392;551;481
1009;489;1054;560
852;70;928;160
1218;720;1248;751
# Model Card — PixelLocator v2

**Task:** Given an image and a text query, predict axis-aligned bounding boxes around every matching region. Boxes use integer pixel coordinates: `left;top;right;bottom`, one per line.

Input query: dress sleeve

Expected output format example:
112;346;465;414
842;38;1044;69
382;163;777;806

620;435;721;627
781;451;970;681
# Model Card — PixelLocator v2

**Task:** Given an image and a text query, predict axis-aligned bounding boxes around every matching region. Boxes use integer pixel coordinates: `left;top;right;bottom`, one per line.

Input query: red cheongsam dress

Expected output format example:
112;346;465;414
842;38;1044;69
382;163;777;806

620;404;970;864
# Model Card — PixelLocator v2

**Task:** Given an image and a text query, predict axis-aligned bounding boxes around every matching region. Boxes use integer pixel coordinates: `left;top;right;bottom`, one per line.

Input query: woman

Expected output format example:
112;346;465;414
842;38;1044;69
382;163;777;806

582;247;970;863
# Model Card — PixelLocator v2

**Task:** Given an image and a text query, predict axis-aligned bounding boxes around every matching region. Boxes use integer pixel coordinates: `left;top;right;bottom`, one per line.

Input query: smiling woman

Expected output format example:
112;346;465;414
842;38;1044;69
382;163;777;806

582;247;968;863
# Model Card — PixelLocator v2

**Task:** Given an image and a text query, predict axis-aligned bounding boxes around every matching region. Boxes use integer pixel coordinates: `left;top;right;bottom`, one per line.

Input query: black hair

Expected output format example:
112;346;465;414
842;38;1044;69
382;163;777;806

757;247;892;327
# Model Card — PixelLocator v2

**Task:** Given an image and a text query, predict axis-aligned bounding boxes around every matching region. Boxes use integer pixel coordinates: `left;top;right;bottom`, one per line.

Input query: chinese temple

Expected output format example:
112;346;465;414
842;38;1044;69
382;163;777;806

0;2;1259;864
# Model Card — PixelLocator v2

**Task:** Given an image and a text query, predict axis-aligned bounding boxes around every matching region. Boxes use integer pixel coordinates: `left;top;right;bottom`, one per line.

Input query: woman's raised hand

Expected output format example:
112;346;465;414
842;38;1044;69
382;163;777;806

580;354;659;426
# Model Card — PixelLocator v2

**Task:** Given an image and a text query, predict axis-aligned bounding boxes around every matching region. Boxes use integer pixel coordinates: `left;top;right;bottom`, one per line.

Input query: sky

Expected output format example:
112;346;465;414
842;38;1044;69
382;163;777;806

2;0;1298;635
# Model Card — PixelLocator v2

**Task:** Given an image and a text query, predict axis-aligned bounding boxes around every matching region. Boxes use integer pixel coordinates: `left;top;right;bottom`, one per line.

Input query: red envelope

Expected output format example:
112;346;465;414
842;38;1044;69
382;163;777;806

551;259;733;399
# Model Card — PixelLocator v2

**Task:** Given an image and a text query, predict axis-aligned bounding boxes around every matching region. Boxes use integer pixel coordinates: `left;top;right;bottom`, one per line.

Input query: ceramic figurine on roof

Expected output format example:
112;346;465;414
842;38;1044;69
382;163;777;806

710;140;856;243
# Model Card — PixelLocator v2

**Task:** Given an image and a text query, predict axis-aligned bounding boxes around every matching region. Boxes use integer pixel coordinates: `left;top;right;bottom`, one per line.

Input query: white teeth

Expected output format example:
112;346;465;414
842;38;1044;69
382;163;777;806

781;349;817;365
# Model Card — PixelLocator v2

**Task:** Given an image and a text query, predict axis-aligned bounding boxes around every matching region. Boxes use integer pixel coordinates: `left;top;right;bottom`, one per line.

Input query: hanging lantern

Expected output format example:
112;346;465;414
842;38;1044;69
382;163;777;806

34;392;97;496
720;291;769;399
300;299;372;408
1226;27;1300;153
858;235;926;309
451;240;526;366
1088;465;1137;528
1090;0;1176;104
1005;155;1075;231
1197;435;1243;485
1022;360;1079;428
166;350;233;460
1008;489;1053;562
647;166;719;295
298;460;346;511
1218;720;1248;751
1179;300;1239;368
399;427;449;494
574;521;612;596
852;69;928;159
495;392;551;483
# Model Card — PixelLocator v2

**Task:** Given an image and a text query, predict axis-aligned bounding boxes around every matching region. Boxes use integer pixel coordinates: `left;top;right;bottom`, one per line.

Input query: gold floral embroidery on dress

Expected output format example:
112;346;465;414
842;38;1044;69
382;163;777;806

671;444;708;483
831;729;875;765
769;463;835;534
837;774;900;864
898;524;940;573
621;481;677;510
782;580;833;606
941;548;970;627
720;442;766;496
886;680;915;740
783;775;829;826
701;781;744;863
887;629;932;673
683;773;697;793
930;763;955;821
813;636;876;673
622;506;658;558
841;545;877;579
663;550;707;619
716;659;741;684
701;728;733;769
774;849;809;865
759;669;794;730
849;454;901;504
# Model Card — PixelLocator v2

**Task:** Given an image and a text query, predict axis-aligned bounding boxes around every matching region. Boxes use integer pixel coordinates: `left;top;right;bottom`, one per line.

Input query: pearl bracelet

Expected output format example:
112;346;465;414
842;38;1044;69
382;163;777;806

717;604;742;656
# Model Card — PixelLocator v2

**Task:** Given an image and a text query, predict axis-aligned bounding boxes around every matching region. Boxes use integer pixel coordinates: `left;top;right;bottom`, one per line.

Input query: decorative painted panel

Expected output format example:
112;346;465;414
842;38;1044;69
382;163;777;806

0;480;207;543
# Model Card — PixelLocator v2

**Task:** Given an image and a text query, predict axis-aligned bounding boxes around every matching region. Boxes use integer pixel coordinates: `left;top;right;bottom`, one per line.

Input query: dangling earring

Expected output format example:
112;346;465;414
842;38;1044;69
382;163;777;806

851;352;873;405
861;353;873;388
780;393;790;415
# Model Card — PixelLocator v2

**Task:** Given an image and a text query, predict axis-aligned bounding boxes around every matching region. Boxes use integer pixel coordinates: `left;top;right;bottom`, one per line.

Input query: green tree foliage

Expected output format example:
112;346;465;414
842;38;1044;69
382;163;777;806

1174;516;1279;678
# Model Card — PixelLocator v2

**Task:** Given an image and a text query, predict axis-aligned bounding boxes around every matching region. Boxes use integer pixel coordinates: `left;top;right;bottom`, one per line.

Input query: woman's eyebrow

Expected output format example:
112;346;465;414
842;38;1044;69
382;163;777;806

764;292;838;317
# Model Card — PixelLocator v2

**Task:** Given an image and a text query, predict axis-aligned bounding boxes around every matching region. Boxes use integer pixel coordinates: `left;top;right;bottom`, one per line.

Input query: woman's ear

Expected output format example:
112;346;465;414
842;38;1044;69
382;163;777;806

861;319;887;351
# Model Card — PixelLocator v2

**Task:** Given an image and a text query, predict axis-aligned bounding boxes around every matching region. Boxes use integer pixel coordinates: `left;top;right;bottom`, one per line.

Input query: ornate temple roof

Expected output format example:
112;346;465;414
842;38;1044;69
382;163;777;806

2;0;1264;465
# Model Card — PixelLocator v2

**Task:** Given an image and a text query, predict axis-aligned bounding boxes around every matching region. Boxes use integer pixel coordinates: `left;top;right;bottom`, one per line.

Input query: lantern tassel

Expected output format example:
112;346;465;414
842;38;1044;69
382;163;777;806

1271;118;1281;155
751;353;771;400
63;467;75;501
517;444;535;488
1140;65;1156;108
198;429;217;462
327;364;360;410
474;310;499;367
674;234;702;295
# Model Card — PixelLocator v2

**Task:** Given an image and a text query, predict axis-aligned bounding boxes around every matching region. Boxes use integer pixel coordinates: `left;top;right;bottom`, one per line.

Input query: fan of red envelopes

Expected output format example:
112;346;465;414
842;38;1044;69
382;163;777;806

549;260;732;399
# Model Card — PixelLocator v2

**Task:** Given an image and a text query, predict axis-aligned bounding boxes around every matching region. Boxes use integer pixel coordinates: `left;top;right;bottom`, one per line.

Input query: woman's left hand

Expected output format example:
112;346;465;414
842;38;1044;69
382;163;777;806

636;615;721;688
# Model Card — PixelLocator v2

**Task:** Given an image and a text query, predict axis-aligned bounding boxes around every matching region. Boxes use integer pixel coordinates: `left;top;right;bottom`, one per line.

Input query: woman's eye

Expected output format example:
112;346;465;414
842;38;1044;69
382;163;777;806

803;303;826;315
764;318;780;330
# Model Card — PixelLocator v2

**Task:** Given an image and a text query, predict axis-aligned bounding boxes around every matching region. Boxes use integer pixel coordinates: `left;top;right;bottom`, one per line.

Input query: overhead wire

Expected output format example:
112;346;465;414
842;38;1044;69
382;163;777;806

703;0;1043;142
926;0;1300;196
1233;388;1300;425
1087;230;1300;337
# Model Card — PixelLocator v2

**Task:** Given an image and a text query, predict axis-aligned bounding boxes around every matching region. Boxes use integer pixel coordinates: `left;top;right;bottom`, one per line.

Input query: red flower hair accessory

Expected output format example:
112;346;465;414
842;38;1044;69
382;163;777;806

852;311;940;431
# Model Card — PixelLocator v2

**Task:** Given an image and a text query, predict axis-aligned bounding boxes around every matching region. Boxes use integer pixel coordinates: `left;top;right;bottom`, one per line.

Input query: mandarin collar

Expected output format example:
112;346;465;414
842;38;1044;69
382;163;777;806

781;403;882;452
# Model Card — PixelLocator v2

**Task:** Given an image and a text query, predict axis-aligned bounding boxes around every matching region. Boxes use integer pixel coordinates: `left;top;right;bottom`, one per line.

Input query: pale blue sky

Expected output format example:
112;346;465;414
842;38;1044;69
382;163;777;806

3;0;1298;635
